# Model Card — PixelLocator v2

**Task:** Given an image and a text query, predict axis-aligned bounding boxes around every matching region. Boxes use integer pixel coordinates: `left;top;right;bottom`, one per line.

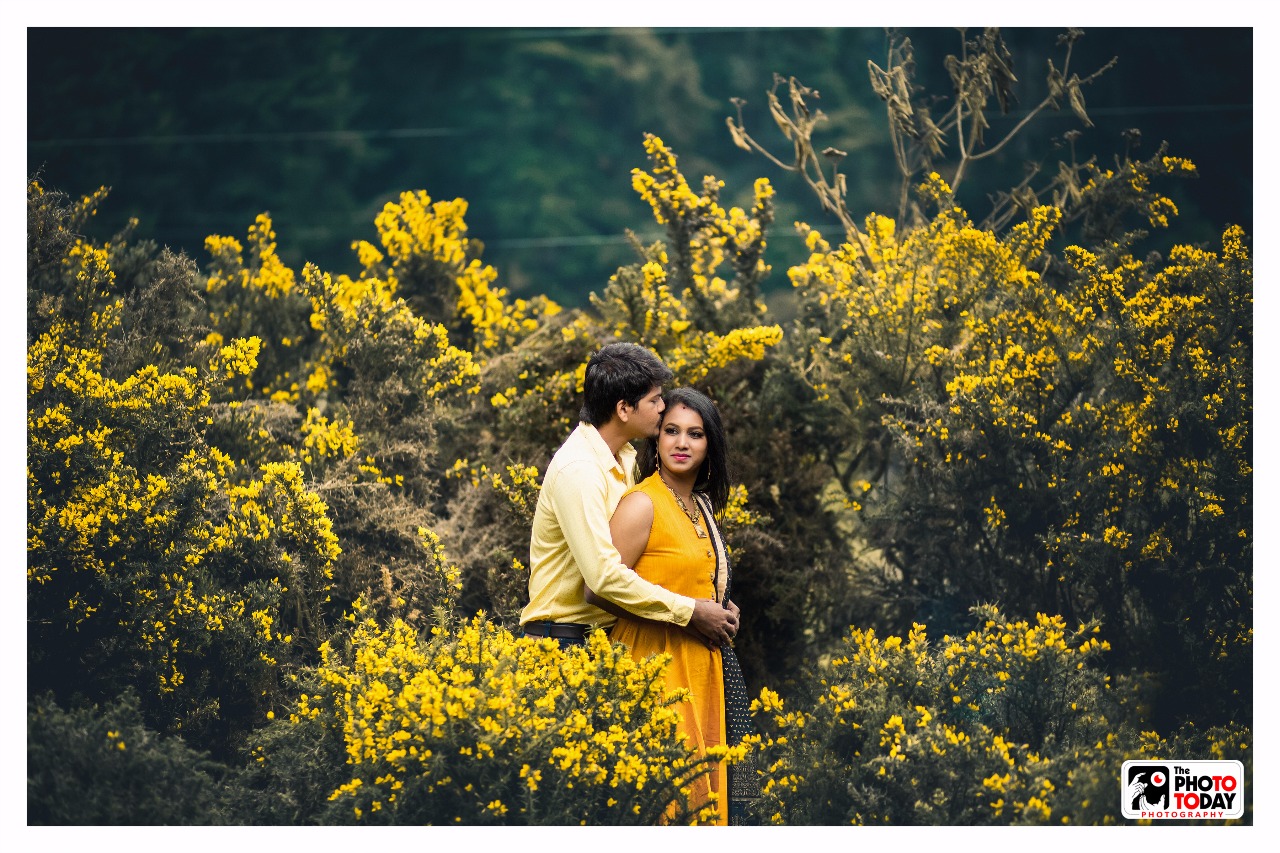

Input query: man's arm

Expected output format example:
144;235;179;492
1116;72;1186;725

600;490;738;646
584;584;737;647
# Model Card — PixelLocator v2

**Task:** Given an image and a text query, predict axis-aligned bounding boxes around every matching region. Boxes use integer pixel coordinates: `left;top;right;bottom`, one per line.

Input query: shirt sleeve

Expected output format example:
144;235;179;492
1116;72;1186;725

548;459;695;626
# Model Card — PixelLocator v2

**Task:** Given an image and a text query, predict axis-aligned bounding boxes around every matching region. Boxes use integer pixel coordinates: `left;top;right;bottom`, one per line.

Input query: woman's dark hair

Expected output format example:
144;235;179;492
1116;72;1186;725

579;342;674;426
638;387;732;514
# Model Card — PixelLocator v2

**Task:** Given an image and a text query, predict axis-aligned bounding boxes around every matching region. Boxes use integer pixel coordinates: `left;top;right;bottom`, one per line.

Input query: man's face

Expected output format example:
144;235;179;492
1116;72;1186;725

626;386;666;440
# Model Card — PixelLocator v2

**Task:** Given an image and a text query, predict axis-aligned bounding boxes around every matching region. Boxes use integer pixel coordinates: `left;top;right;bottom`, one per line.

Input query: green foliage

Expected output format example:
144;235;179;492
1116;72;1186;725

28;691;230;825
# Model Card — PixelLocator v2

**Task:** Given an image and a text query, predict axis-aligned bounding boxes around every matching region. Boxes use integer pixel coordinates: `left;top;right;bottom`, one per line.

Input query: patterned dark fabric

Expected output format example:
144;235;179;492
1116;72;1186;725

721;644;760;824
696;493;761;825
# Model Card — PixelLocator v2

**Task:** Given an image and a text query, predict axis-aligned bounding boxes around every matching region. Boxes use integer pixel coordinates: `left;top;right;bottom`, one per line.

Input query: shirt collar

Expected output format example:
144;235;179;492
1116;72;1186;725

577;422;637;477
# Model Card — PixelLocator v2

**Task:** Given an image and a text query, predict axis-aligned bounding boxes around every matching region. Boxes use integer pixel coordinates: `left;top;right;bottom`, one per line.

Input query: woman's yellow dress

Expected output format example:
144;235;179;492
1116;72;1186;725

609;472;727;825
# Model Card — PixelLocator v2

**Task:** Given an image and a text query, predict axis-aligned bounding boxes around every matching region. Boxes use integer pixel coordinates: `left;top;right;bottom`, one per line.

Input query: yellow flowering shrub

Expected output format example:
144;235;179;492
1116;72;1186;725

448;459;543;524
868;217;1250;721
443;137;779;627
201;200;489;627
475;136;783;455
28;182;340;753
204;214;312;403
596;134;782;384
748;605;1251;825
761;151;1250;727
246;609;727;825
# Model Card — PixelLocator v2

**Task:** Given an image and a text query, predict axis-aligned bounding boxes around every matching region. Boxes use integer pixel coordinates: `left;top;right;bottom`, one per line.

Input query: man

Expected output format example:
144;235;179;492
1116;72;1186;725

521;342;738;647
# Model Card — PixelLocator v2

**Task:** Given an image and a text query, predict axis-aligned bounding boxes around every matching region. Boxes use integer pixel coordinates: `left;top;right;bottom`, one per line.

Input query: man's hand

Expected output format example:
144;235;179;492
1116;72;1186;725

688;598;738;648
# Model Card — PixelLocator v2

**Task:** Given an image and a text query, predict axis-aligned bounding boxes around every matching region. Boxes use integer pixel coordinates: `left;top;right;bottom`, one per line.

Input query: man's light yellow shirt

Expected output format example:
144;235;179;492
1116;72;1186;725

522;423;695;629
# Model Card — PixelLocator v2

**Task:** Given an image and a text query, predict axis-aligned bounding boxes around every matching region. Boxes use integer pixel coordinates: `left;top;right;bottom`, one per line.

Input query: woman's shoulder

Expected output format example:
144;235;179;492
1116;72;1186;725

611;485;655;533
621;471;660;498
620;473;664;510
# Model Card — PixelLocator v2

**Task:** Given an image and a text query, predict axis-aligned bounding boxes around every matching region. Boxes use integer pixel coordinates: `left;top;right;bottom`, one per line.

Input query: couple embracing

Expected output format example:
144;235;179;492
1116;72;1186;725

519;342;756;825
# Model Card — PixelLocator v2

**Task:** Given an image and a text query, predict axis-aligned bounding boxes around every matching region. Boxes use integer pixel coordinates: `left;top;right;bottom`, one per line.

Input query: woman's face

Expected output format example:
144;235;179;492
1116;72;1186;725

658;403;708;480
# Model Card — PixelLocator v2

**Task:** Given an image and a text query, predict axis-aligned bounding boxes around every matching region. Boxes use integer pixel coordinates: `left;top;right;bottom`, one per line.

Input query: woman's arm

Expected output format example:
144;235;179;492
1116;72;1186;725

609;490;653;570
583;584;628;617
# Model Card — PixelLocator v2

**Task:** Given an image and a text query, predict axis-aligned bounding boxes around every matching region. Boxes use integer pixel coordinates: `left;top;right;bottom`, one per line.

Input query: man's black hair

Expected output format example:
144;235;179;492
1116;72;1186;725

579;342;673;427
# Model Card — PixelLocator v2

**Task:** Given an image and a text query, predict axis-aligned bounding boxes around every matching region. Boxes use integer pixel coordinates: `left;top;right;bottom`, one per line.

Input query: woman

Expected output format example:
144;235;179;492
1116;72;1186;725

585;387;753;825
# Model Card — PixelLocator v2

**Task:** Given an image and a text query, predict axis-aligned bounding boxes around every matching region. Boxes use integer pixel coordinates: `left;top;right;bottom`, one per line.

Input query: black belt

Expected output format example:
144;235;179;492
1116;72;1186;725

522;621;590;640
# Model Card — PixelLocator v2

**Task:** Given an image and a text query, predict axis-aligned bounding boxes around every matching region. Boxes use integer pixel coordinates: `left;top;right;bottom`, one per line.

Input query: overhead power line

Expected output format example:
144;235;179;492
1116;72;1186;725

488;233;663;249
28;103;1250;149
1029;104;1251;118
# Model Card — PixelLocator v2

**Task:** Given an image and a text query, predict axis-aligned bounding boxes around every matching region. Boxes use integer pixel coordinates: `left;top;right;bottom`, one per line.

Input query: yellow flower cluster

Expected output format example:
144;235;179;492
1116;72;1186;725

204;209;486;409
301;263;481;401
63;238;117;301
209;336;262;380
788;196;1060;410
415;527;464;605
277;611;720;824
629;138;774;300
479;347;591;443
938;610;1109;708
1079;155;1198;231
368;191;560;352
205;214;297;298
448;459;542;523
585;135;783;385
299;408;361;467
688;325;785;385
203;214;313;403
718;484;761;534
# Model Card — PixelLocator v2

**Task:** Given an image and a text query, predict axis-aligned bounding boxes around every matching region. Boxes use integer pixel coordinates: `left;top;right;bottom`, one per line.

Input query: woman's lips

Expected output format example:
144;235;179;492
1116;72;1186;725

670;454;690;462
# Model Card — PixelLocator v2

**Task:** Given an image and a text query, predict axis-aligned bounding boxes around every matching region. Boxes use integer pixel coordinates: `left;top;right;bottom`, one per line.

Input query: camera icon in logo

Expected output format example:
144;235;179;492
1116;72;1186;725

1125;764;1170;812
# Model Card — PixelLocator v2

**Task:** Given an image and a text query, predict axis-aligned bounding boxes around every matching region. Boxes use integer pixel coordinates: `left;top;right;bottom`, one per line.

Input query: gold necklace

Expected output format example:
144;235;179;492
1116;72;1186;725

660;473;708;538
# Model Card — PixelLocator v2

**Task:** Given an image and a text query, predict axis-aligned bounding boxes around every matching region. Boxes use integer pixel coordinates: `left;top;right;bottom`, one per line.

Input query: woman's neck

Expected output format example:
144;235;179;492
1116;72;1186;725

658;468;697;498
